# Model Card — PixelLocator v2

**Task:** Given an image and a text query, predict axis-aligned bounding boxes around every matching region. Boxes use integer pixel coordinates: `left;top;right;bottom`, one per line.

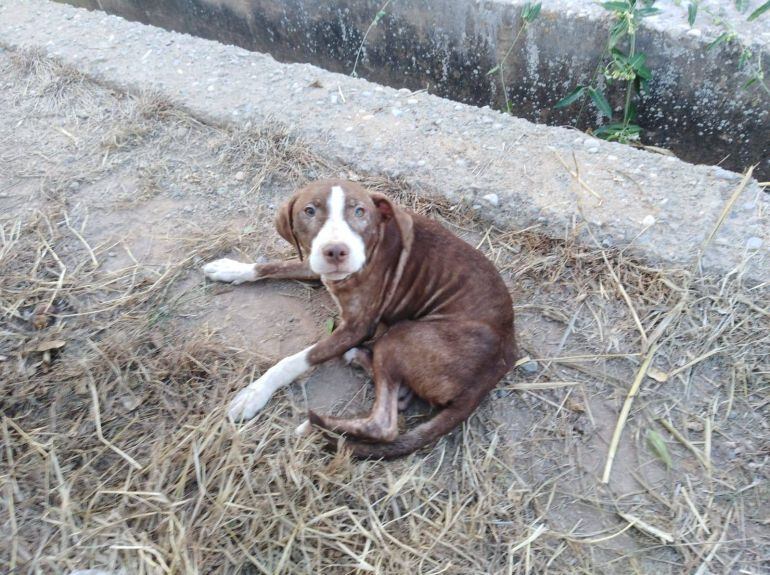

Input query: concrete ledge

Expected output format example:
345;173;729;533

55;0;770;178
1;0;767;280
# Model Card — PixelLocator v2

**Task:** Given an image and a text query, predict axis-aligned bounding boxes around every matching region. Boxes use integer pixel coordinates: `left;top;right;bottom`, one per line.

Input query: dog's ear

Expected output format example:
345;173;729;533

371;192;414;255
275;196;304;260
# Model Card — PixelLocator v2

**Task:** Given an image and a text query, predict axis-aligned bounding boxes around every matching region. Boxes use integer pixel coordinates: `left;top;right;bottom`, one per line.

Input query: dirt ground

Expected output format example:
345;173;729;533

1;47;768;575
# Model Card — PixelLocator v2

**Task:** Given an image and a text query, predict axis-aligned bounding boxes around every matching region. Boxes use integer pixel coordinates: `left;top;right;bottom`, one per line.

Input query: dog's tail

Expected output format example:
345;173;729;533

315;398;482;460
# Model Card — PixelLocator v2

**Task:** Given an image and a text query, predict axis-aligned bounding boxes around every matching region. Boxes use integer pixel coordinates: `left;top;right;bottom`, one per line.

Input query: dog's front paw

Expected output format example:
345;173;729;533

203;258;256;284
227;385;271;422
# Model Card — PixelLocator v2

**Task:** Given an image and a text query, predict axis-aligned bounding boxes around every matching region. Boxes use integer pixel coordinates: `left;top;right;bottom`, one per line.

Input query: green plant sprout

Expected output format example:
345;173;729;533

555;0;659;144
696;2;770;95
486;2;541;113
351;0;393;78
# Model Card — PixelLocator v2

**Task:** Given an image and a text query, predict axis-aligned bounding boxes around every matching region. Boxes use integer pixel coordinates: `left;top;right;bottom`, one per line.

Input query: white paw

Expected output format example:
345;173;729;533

343;348;361;364
227;385;271;422
202;258;255;284
294;420;312;436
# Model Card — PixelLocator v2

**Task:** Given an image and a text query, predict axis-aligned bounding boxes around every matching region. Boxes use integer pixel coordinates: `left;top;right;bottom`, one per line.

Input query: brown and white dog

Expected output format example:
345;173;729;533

203;179;516;458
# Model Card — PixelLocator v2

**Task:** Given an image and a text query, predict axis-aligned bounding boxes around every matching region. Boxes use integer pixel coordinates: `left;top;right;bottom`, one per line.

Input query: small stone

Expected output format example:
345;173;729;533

520;361;539;374
234;171;245;181
587;146;599;154
454;104;463;111
183;206;193;214
391;108;403;117
407;98;418;105
642;215;656;226
69;181;80;190
482;193;500;207
746;237;762;250
108;251;117;257
417;160;426;167
687;28;702;37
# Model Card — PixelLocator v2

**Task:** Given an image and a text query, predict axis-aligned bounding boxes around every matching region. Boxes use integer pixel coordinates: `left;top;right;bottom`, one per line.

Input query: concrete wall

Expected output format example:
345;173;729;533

60;0;768;179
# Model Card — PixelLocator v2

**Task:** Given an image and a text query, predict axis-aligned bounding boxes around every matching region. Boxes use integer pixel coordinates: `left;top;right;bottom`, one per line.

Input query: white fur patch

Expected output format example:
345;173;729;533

203;258;256;284
309;186;366;279
228;347;311;421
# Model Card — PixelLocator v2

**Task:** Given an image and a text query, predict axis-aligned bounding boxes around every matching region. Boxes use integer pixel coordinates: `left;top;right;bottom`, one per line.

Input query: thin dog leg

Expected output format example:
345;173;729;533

307;375;400;442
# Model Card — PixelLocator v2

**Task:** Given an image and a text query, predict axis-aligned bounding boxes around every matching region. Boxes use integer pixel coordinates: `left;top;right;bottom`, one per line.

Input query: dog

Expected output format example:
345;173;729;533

203;179;516;458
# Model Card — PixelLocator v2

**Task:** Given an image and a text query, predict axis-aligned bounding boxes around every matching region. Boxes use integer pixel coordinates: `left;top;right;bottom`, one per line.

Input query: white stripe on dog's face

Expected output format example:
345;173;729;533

308;185;366;280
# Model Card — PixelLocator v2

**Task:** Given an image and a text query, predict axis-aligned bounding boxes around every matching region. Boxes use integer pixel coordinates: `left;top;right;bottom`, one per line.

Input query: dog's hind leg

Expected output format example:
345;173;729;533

307;371;401;442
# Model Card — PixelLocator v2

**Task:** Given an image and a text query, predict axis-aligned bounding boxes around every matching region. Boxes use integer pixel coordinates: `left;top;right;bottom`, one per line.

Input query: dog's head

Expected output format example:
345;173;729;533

275;180;412;281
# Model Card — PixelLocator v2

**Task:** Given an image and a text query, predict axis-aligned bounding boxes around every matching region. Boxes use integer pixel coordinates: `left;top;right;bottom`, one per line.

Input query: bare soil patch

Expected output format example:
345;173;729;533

1;48;768;574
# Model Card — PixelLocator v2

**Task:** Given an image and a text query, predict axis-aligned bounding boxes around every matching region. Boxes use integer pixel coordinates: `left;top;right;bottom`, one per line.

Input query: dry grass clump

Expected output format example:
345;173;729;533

7;48;89;107
215;122;328;194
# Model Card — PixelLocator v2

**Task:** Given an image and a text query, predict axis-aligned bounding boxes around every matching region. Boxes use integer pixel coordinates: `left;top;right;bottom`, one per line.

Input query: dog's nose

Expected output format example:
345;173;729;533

323;243;349;264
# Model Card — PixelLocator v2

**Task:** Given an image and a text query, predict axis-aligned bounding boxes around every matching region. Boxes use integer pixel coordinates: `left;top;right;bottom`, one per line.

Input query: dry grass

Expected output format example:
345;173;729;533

1;47;769;575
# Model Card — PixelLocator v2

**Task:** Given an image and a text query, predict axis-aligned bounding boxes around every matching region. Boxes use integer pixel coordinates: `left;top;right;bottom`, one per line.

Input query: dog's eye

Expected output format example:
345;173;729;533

304;206;316;217
354;207;365;218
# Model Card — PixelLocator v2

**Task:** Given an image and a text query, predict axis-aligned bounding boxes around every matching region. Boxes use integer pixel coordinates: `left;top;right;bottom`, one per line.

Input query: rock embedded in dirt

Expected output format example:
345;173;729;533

520;360;539;374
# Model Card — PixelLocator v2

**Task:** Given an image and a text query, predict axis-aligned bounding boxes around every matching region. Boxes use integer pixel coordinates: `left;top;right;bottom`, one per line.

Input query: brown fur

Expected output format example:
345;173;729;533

259;179;515;458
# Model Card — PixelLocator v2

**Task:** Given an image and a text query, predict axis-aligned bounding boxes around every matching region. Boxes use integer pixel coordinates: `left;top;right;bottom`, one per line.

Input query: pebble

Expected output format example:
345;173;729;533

234;171;245;181
642;215;656;226
686;28;702;37
407;98;418;105
746;236;762;250
520;360;539;374
587;146;599;154
482;193;500;207
391;108;403;117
